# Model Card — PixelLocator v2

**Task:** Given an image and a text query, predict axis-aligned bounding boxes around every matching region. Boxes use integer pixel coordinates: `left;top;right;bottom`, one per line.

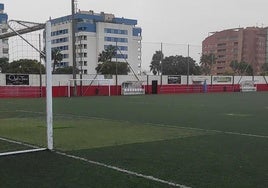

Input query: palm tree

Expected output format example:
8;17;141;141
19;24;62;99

98;45;117;63
200;53;216;75
150;51;163;75
52;48;63;73
96;45;120;74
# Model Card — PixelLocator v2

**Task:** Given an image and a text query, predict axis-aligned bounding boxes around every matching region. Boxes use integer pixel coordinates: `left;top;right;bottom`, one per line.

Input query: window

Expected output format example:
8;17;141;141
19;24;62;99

2;48;8;54
104;28;128;35
51;29;68;36
2;39;8;44
62;54;69;59
115;54;128;59
52;37;68;44
104;37;128;43
217;43;226;47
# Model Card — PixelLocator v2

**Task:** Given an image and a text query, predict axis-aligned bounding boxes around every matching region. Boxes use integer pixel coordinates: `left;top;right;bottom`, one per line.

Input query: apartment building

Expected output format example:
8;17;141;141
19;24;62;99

50;10;142;75
202;27;267;75
0;3;8;59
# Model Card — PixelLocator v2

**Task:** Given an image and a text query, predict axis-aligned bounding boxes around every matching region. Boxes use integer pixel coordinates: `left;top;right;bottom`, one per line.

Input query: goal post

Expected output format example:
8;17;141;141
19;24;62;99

68;79;111;97
45;20;53;150
0;20;52;156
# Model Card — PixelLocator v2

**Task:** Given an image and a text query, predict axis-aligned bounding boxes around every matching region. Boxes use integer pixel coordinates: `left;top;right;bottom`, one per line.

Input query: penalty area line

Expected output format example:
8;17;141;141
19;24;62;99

0;137;46;157
54;150;191;188
0;148;47;157
0;136;41;149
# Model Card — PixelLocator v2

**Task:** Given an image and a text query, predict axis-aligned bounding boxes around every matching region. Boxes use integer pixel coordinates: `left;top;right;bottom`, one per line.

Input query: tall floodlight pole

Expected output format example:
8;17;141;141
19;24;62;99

45;20;53;150
79;33;83;96
39;34;42;97
160;42;163;85
187;44;190;86
115;41;118;95
71;0;77;96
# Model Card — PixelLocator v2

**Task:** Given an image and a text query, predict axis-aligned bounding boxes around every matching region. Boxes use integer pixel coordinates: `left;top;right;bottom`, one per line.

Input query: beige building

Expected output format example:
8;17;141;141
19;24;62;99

202;27;267;75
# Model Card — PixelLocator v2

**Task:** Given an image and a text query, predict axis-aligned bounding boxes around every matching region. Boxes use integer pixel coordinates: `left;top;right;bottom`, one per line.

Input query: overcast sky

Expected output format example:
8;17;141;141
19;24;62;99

2;0;268;70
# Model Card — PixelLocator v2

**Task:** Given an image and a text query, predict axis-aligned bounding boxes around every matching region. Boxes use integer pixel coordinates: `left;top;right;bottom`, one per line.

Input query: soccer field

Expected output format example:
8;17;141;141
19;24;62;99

0;93;268;188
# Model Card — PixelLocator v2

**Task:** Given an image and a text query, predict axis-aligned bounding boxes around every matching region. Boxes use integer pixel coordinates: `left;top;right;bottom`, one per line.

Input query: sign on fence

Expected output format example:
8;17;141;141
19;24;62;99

6;74;29;85
168;76;181;84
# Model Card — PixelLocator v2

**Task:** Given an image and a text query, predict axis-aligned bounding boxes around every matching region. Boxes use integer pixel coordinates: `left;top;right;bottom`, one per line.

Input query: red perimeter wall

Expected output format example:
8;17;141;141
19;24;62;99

1;84;268;98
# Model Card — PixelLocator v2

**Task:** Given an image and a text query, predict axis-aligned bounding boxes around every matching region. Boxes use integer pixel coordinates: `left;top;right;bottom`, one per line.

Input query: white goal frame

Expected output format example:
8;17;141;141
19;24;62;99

68;79;111;97
0;21;52;157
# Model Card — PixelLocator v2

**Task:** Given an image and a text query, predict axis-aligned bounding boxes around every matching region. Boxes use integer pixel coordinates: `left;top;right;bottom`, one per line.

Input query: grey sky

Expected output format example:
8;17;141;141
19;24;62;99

2;0;268;70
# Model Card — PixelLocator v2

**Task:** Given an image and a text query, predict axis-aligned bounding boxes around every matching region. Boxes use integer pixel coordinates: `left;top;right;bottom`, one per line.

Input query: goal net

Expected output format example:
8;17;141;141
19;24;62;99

68;78;112;97
0;21;49;156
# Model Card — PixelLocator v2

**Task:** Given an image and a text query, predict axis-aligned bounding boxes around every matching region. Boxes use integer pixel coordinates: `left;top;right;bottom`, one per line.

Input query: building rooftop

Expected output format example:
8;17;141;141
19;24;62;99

51;10;138;26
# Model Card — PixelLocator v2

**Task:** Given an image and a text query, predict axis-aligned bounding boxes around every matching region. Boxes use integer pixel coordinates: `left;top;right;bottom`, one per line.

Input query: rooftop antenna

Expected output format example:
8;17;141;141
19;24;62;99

74;0;79;13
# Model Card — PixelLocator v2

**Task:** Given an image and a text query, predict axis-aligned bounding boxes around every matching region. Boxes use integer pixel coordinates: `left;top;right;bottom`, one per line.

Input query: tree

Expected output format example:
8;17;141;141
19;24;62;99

5;59;45;74
150;51;163;75
98;45;117;63
52;48;63;73
162;55;201;75
200;54;216;75
54;66;79;74
230;60;240;75
0;57;9;73
96;62;129;75
261;63;268;76
230;60;253;75
96;45;130;75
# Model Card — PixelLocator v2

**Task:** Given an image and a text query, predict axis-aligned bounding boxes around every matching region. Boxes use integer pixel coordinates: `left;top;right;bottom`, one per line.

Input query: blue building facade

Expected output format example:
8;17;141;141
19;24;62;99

0;3;9;59
50;10;142;75
0;4;8;24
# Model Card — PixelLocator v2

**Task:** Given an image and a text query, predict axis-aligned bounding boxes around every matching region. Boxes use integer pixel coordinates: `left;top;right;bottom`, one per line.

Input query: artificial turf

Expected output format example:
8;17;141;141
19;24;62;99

0;92;267;187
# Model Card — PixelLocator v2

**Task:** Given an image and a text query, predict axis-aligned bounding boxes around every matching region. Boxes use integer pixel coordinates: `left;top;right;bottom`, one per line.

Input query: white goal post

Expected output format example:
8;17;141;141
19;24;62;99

68;79;111;97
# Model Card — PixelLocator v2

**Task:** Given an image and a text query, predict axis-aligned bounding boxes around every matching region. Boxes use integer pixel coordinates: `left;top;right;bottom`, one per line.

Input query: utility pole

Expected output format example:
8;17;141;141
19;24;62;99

71;0;77;96
187;44;190;86
115;41;118;95
160;42;163;85
39;34;42;97
79;33;83;96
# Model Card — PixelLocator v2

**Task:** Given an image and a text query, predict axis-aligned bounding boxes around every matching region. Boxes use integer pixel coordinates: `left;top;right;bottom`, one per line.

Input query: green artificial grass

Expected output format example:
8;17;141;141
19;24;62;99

0;151;172;188
0;92;267;187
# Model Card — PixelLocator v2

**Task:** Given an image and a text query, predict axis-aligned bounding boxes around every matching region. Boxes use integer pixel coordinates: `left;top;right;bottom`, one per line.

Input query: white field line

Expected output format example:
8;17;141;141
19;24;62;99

55;150;191;188
15;110;268;139
0;136;41;149
0;131;190;187
0;148;46;157
0;137;46;157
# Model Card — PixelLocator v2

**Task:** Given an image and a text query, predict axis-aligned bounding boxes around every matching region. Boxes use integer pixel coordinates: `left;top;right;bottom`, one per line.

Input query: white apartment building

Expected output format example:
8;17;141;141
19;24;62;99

0;3;8;59
51;10;142;75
